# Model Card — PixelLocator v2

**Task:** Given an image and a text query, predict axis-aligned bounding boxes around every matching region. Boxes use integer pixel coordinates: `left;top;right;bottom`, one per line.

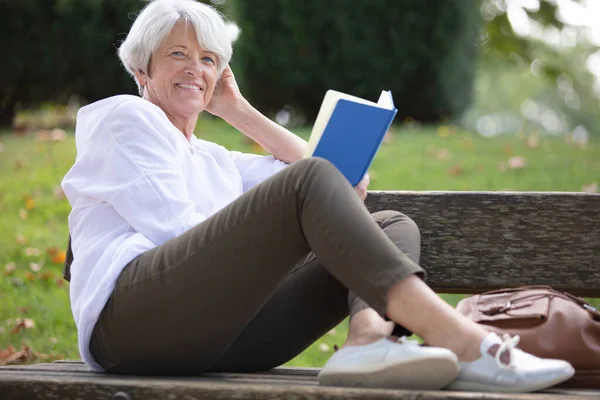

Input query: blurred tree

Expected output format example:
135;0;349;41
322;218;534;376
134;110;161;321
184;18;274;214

480;0;600;136
0;0;222;127
232;0;482;124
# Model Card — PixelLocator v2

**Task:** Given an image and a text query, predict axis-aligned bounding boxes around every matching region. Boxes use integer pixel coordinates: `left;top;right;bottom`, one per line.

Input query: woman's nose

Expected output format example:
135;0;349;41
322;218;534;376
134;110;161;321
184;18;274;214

184;61;202;77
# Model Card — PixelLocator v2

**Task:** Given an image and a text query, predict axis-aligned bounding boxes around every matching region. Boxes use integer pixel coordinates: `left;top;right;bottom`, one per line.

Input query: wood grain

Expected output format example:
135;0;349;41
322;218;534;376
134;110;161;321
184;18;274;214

1;364;598;400
365;191;600;297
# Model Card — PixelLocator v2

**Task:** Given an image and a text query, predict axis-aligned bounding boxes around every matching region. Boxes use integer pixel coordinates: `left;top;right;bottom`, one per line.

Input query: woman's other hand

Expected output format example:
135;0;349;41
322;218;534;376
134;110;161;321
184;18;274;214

355;173;370;201
206;65;243;120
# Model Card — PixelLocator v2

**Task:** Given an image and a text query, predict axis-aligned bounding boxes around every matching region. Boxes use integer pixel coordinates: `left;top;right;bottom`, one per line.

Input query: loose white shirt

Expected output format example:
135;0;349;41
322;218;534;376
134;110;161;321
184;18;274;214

61;95;288;370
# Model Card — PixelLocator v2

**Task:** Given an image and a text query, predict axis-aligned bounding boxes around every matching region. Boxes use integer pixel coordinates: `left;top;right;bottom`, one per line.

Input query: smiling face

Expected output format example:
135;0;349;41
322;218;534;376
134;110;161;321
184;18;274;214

135;20;218;133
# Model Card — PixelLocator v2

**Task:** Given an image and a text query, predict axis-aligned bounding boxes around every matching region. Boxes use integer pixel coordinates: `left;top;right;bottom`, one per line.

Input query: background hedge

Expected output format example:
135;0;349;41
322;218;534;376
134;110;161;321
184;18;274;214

232;0;482;123
1;0;481;126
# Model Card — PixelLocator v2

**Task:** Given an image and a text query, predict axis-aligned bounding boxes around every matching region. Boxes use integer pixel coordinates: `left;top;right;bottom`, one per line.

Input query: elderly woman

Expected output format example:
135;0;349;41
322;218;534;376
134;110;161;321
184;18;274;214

62;0;574;393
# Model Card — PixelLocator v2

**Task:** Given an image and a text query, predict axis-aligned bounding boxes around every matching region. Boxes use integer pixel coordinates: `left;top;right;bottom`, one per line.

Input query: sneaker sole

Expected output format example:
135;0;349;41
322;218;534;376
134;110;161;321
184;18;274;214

318;356;459;390
445;371;575;393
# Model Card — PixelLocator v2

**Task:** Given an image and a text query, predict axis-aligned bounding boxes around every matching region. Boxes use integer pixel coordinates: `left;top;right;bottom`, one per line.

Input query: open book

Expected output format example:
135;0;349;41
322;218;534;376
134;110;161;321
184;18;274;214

304;90;398;186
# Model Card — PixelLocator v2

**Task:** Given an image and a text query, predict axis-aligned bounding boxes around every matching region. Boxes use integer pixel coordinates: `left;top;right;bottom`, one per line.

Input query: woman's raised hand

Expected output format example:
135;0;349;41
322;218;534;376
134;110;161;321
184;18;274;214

206;65;243;120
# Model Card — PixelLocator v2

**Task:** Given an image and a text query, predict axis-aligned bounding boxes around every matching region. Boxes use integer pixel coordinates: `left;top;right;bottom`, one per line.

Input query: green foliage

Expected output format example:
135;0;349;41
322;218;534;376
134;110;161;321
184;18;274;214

0;0;221;127
232;0;482;123
480;0;600;136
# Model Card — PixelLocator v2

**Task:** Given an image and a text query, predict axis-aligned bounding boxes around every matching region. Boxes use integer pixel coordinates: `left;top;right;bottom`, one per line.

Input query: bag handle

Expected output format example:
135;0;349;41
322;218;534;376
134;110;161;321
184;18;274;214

478;285;600;321
477;285;555;296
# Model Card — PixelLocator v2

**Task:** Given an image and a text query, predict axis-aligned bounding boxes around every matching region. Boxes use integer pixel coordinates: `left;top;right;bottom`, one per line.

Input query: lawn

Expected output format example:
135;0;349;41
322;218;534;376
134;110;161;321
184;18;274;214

0;116;598;367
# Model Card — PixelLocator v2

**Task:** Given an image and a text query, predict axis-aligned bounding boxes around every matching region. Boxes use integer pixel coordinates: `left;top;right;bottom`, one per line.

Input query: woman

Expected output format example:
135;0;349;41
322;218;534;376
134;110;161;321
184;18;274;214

61;0;574;393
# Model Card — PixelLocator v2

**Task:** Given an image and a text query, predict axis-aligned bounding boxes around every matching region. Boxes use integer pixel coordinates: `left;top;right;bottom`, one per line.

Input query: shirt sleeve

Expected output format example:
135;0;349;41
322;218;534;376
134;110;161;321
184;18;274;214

229;151;289;192
65;99;206;246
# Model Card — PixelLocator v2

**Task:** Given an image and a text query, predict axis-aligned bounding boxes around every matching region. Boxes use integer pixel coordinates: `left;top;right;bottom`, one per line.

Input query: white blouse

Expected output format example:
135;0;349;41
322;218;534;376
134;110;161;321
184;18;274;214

61;95;288;371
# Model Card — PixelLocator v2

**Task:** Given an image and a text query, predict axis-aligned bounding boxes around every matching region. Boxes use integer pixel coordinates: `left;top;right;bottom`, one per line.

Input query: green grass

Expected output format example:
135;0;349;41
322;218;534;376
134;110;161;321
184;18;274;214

1;117;599;367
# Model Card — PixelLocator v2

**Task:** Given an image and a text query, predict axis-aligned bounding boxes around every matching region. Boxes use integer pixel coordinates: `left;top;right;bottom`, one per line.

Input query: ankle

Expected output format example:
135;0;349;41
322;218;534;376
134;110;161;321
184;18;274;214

424;330;486;362
342;333;388;348
454;340;483;362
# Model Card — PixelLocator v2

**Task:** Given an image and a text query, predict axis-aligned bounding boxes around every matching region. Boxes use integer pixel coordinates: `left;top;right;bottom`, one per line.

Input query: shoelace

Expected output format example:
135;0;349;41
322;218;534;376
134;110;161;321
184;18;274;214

495;333;520;369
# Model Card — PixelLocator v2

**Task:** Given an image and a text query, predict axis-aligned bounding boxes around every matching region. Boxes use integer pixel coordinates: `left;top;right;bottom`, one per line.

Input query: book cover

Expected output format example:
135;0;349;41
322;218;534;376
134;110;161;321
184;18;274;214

304;90;397;186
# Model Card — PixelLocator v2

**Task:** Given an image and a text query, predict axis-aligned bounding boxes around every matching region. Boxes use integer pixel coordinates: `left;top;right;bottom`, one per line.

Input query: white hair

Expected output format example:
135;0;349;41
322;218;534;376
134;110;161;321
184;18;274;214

118;0;233;95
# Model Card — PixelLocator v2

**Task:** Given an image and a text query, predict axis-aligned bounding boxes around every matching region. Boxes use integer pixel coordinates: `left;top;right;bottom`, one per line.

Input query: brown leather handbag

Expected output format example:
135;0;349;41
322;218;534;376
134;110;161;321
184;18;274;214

456;285;600;388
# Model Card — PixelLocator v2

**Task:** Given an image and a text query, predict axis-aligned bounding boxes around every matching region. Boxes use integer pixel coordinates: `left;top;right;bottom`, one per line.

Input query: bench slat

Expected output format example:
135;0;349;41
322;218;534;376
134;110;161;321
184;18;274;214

365;191;600;297
1;363;598;400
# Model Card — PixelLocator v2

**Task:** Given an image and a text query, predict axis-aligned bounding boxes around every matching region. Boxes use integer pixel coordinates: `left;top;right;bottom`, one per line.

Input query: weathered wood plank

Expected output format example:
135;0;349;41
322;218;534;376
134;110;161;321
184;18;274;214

1;365;598;400
365;191;600;297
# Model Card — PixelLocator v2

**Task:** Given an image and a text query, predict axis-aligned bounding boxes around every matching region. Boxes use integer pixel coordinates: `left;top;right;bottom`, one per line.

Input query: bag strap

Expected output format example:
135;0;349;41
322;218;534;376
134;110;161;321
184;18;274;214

477;285;555;296
479;286;600;321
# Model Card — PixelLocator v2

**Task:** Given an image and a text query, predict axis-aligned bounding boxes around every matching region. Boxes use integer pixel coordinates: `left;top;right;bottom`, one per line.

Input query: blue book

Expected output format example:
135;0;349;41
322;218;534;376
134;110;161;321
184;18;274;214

304;90;398;186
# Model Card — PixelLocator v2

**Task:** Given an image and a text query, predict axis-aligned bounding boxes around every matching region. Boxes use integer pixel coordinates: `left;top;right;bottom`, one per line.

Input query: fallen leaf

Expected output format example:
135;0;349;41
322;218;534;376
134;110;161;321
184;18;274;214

11;318;35;335
13;160;24;170
582;182;599;193
0;345;17;363
24;247;40;257
51;128;67;142
462;137;473;150
16;233;27;245
4;262;16;276
39;271;53;281
526;135;540;148
53;186;66;199
51;251;66;265
56;278;65;287
19;209;27;220
448;164;464;176
36;129;51;142
435;148;450;160
24;271;36;281
46;247;58;257
17;307;29;314
25;198;35;210
0;344;50;366
438;126;453;138
508;156;527;169
504;145;513;155
319;343;330;352
29;263;42;272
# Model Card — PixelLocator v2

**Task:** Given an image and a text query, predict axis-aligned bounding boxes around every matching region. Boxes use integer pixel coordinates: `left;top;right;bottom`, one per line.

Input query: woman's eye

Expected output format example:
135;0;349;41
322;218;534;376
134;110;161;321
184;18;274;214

202;56;215;64
171;51;185;57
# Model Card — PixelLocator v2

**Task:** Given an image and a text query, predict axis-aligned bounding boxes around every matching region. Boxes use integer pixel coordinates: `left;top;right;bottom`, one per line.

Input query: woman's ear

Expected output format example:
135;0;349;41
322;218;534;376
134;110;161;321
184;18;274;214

135;69;147;86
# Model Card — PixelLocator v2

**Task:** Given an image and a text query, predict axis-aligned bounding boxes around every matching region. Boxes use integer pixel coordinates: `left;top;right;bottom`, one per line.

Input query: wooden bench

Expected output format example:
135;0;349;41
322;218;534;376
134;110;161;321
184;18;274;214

1;191;599;400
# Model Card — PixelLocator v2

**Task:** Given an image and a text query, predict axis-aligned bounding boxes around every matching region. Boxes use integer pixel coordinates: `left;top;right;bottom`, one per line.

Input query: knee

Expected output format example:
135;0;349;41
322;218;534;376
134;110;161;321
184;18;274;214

291;157;346;191
294;157;338;176
372;210;420;237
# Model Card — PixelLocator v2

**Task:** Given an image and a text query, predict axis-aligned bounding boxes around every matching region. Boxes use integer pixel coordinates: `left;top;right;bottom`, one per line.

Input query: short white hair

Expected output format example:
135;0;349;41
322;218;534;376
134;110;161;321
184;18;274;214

118;0;233;95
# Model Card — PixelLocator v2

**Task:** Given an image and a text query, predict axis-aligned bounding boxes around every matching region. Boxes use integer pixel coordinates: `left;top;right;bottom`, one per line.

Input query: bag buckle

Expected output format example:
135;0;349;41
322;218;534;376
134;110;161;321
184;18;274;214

499;301;512;313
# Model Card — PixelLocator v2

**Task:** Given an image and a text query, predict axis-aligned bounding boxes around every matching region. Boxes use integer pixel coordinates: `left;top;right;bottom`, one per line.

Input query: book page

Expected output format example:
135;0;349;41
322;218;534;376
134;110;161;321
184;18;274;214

377;90;394;110
304;90;392;157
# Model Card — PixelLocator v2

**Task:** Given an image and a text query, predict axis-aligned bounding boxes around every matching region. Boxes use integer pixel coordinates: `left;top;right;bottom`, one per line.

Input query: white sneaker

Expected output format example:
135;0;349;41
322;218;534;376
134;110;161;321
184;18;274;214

318;336;459;390
446;333;575;393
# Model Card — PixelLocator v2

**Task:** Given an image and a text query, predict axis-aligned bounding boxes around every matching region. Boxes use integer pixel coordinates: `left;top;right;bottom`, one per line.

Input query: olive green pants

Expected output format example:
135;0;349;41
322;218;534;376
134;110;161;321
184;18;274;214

90;158;425;375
